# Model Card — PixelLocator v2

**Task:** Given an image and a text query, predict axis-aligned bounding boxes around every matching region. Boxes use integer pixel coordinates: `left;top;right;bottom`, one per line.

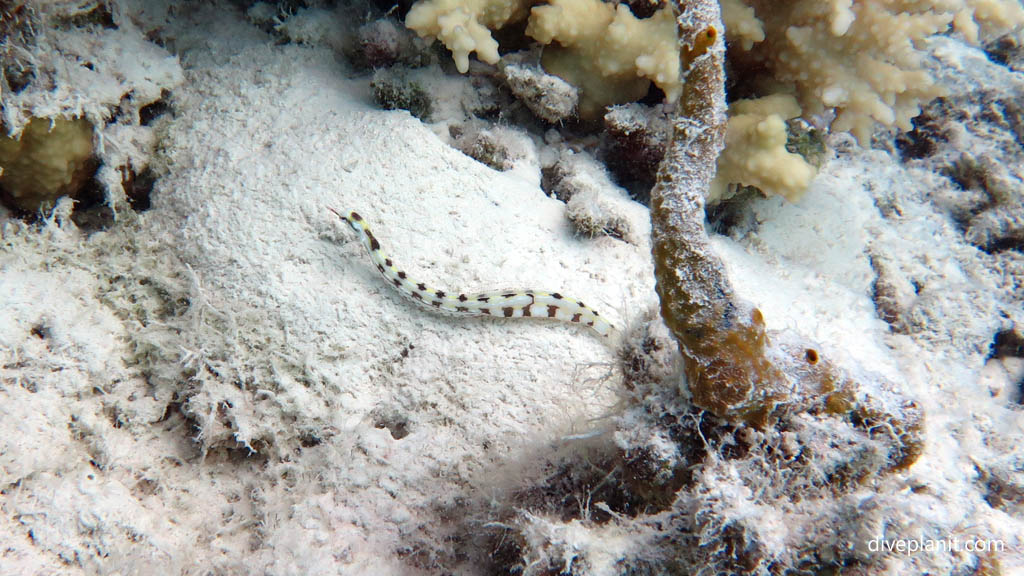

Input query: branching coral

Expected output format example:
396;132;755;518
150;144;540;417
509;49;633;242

601;104;671;197
404;0;1023;209
345;18;432;70
405;0;681;116
405;0;531;73
952;0;1024;43
546;151;638;242
406;0;1023;145
725;0;1024;143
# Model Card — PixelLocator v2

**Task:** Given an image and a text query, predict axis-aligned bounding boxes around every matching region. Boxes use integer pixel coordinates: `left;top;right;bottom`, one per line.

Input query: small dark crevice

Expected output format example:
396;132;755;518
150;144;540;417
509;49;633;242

62;2;117;30
894;104;949;160
30;322;50;339
139;89;172;126
69;174;114;231
990;328;1024;360
372;409;411;439
120;163;157;212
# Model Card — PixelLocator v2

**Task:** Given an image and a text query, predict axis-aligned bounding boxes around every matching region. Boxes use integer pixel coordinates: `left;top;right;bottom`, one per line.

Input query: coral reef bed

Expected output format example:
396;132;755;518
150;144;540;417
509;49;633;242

1;0;1022;574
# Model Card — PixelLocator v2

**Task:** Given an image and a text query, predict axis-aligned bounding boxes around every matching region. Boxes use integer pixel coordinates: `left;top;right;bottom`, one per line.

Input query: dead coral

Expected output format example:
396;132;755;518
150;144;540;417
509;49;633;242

975;459;1024;516
566;189;631;241
371;68;433;119
499;56;579;124
704;186;760;236
991;326;1024;359
934;154;1024;253
962;160;1024;253
601;104;671;201
618;311;679;393
345;18;432;70
892;36;1024;258
449;122;534;171
894;97;952;161
869;251;918;331
0;1;37;93
985;32;1024;72
543;151;637;242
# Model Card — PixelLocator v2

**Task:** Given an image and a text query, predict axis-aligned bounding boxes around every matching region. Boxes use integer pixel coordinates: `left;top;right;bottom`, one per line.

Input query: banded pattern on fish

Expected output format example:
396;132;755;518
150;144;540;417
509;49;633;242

330;209;614;338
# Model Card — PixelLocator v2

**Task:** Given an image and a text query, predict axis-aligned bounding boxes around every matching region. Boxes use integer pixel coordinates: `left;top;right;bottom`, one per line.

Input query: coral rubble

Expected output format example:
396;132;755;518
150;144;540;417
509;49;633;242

500;58;578;123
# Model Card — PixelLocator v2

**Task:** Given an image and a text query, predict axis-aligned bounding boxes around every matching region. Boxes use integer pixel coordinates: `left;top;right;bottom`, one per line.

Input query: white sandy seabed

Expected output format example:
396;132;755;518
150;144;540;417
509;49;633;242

0;1;1022;574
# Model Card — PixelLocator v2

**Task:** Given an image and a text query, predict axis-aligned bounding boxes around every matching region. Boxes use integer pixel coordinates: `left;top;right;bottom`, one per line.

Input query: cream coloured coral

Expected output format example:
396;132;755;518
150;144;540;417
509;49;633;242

953;0;1024;43
527;0;680;116
721;0;764;50
405;0;531;73
0;117;95;212
726;0;1024;143
710;95;816;203
406;0;1023;144
403;0;1022;203
405;0;681;116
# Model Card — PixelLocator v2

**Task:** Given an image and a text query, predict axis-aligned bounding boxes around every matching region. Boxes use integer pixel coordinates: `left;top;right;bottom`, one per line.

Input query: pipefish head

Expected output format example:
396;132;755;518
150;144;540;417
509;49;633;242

327;207;364;233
